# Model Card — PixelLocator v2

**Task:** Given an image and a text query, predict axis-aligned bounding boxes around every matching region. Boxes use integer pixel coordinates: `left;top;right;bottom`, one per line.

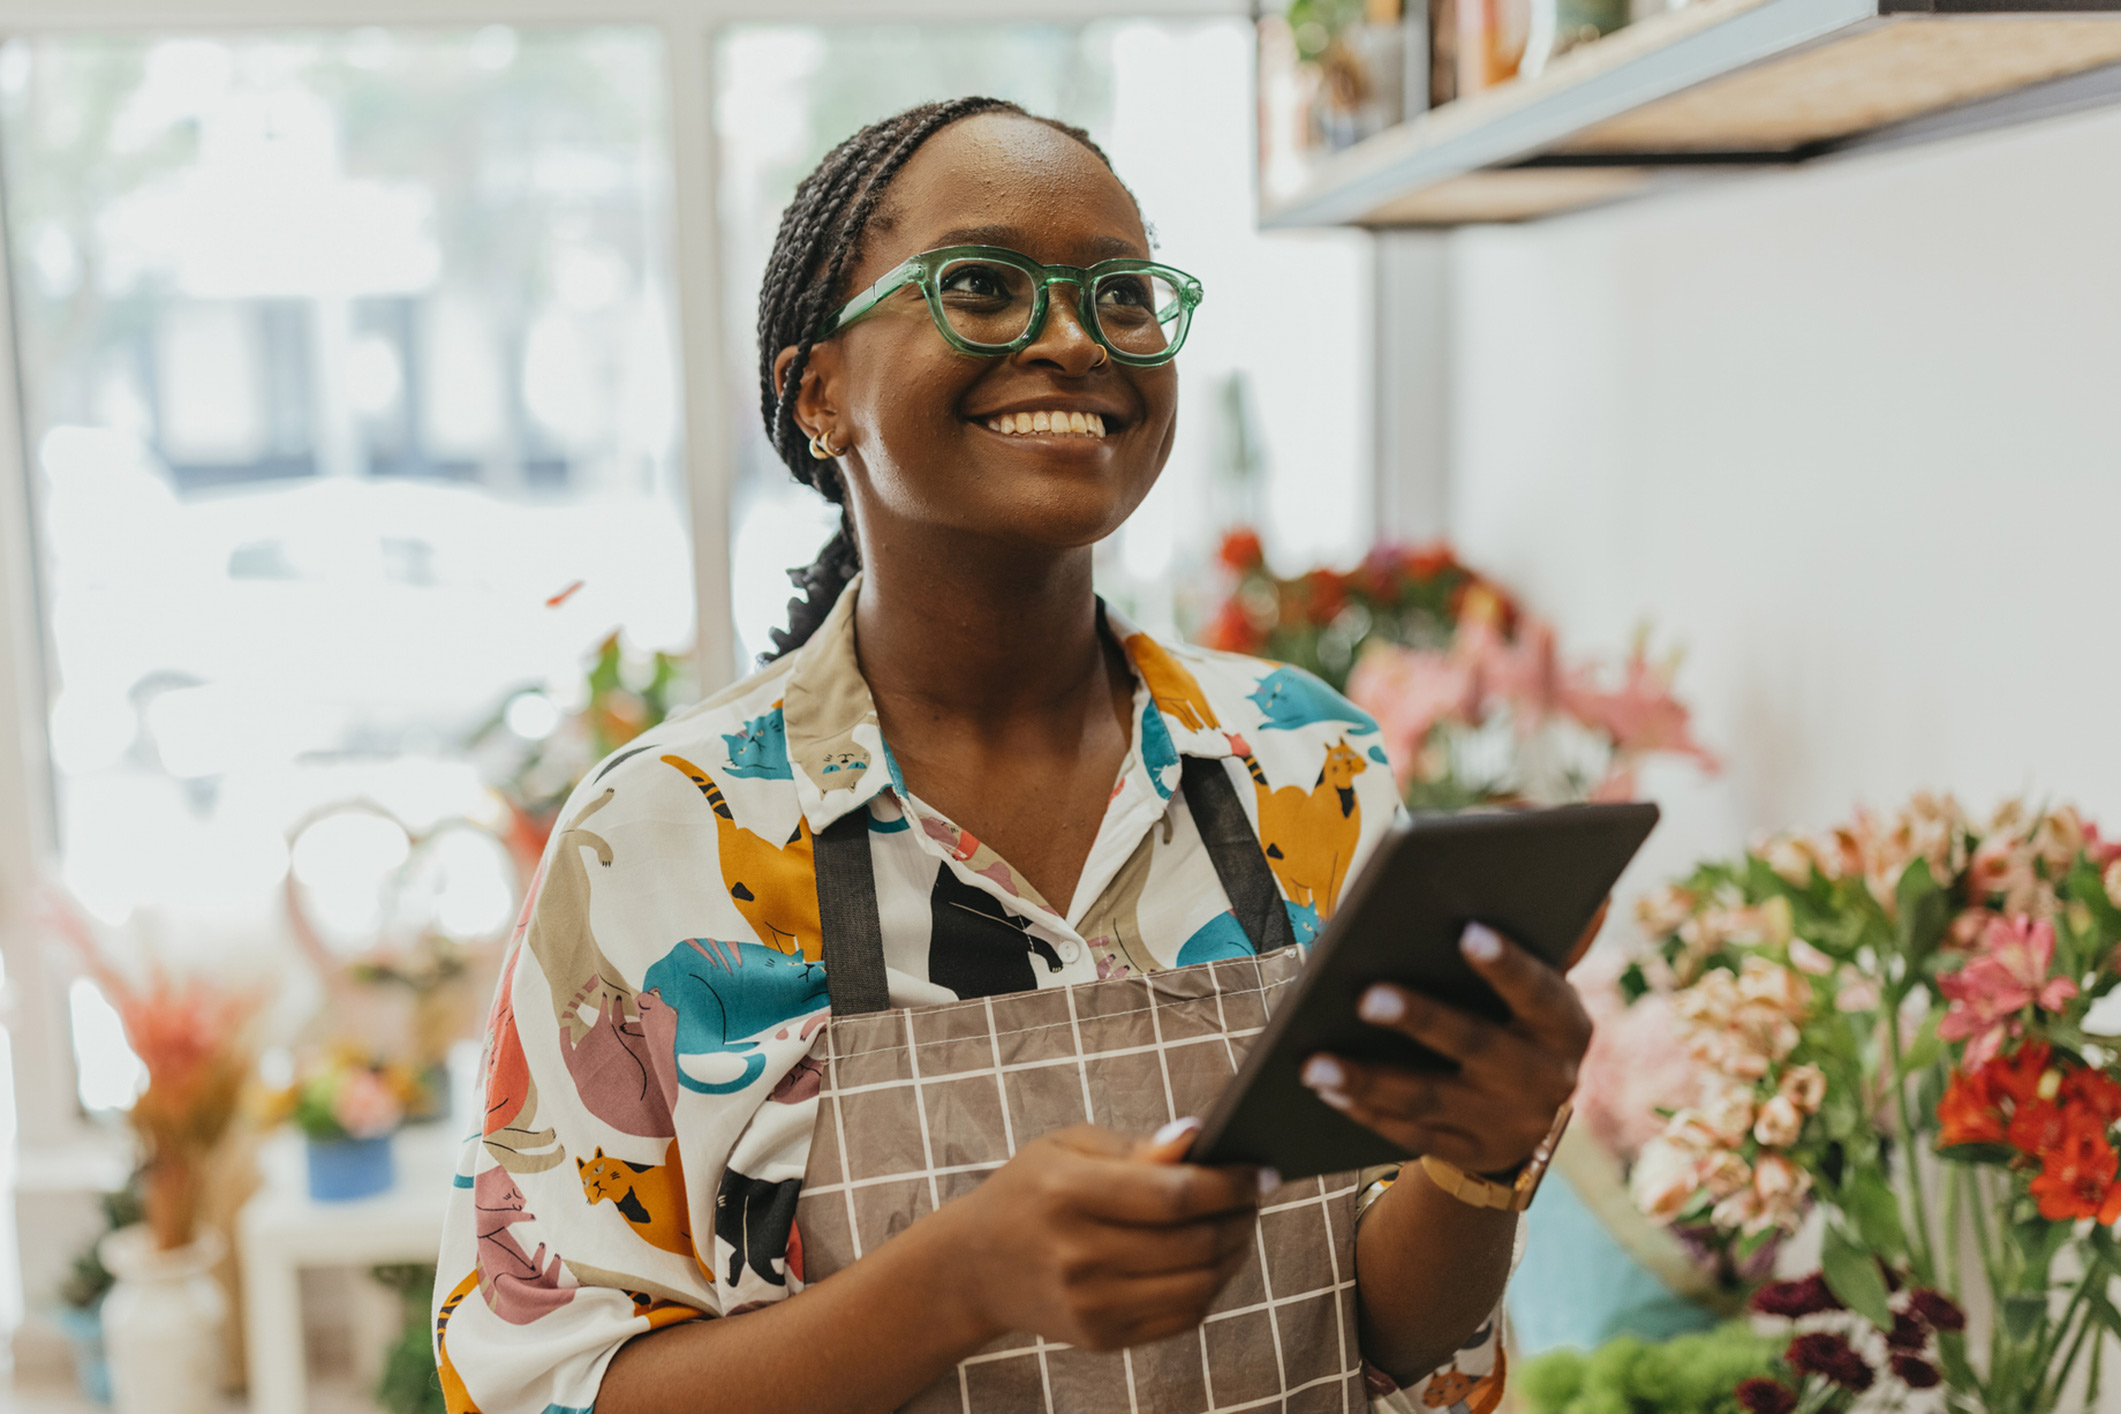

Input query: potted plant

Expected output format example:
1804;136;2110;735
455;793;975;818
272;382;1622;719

50;1183;145;1406
280;1048;418;1201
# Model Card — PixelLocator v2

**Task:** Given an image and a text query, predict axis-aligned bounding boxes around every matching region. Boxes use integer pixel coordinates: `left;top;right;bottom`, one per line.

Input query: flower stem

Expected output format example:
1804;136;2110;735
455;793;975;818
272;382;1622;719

1883;1003;1938;1286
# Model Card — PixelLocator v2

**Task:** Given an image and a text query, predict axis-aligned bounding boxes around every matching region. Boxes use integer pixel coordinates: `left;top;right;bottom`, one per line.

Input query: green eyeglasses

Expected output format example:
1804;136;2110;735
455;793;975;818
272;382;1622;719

817;245;1204;367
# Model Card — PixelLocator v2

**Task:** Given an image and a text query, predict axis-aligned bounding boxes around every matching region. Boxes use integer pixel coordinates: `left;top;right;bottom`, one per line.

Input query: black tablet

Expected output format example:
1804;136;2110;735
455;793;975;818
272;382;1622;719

1189;801;1659;1180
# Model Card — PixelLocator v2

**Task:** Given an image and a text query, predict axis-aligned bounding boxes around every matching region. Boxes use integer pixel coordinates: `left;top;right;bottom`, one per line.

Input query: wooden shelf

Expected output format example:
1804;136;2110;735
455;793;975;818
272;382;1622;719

1262;0;2121;227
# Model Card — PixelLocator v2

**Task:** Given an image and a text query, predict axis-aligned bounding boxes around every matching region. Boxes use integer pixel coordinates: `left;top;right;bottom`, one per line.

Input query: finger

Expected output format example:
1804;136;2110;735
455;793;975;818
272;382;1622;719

1107;1212;1257;1277
1348;982;1526;1072
1457;922;1594;1056
1072;1159;1261;1226
1303;1087;1492;1169
1130;1116;1203;1165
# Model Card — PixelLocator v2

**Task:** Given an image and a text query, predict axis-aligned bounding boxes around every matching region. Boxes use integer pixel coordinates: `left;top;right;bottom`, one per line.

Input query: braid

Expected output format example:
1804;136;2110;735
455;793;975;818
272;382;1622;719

757;98;1124;661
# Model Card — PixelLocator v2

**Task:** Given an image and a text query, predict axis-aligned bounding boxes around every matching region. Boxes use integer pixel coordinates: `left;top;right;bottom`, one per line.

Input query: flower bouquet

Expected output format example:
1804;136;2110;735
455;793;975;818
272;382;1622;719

1193;528;1716;810
1625;794;2121;1411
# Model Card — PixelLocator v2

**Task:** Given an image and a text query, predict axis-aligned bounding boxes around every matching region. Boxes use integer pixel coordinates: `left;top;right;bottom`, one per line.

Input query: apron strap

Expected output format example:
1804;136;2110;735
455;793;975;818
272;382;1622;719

814;809;893;1017
814;757;1295;1017
1180;755;1297;957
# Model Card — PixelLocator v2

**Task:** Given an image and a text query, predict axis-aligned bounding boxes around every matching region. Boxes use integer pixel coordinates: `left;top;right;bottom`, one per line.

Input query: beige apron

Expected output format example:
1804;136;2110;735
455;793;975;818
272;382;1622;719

796;759;1368;1413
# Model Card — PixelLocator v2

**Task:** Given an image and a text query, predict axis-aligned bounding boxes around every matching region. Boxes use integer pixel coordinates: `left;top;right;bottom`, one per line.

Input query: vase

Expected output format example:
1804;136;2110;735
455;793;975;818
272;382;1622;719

52;1301;113;1405
98;1225;226;1414
306;1132;396;1201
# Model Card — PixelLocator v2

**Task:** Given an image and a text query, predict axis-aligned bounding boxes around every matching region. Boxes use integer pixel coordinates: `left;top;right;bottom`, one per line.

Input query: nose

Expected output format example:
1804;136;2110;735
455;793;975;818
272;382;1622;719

1016;282;1104;378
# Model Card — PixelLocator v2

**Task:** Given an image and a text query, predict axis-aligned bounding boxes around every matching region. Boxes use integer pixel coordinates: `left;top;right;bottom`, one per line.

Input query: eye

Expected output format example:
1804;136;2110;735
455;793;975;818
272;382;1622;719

1097;274;1151;310
939;263;1014;302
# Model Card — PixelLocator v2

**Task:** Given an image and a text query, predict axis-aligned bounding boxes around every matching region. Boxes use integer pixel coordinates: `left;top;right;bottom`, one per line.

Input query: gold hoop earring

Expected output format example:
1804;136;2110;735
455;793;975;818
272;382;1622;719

807;430;845;460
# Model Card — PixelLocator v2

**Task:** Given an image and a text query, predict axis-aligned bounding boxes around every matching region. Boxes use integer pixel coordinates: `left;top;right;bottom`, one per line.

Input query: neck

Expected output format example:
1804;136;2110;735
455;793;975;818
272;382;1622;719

853;528;1114;730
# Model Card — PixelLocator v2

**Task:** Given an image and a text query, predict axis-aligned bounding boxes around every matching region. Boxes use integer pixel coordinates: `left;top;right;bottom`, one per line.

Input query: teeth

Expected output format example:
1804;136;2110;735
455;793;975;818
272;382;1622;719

981;410;1110;438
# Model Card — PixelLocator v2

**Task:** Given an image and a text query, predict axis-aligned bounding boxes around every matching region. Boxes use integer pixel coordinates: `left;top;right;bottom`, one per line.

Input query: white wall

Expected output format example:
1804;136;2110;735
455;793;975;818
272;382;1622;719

1443;105;2121;889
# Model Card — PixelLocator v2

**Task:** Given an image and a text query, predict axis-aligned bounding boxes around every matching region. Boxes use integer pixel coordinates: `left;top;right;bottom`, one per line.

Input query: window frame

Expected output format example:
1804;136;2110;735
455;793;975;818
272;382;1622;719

0;0;1257;1152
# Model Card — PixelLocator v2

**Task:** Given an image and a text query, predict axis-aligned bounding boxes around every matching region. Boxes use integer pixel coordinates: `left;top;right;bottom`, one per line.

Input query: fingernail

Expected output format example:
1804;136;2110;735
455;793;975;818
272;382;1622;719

1318;1089;1353;1112
1301;1056;1345;1091
1153;1116;1202;1147
1461;922;1503;963
1257;1167;1283;1195
1358;985;1404;1025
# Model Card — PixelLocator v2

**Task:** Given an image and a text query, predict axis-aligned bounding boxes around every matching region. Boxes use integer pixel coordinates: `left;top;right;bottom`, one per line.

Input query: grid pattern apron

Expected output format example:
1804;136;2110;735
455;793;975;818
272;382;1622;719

796;758;1369;1413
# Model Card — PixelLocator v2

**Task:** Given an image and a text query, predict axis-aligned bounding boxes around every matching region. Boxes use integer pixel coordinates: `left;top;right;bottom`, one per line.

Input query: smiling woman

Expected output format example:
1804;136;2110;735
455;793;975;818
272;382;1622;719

437;94;1589;1414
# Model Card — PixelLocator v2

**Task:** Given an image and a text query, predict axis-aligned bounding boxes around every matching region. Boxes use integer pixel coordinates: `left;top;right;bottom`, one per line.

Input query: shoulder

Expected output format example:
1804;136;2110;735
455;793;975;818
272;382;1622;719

565;654;802;809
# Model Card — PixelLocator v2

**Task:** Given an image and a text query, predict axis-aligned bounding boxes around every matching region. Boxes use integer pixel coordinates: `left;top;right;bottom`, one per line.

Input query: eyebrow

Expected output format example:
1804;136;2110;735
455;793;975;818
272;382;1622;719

928;225;1145;261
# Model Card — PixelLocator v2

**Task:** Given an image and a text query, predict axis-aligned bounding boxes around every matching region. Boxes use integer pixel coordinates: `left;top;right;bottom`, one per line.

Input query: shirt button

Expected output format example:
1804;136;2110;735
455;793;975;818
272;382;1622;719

1057;939;1082;964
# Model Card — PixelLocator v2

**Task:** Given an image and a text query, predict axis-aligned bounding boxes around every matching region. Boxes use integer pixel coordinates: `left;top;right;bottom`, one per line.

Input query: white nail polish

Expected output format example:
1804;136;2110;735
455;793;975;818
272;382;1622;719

1153;1116;1202;1147
1318;1090;1353;1112
1302;1056;1344;1091
1462;922;1503;963
1257;1167;1282;1194
1358;985;1404;1025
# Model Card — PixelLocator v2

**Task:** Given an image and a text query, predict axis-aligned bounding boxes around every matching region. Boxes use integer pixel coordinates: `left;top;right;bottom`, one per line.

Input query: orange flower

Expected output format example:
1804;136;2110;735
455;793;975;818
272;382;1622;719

2062;1068;2121;1126
1200;599;1264;654
1938;1067;2008;1148
1303;568;1347;624
2028;1115;2121;1222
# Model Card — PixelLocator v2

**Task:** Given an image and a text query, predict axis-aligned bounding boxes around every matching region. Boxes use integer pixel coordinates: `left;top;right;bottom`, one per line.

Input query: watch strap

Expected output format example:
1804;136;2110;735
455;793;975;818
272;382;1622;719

1419;1100;1573;1213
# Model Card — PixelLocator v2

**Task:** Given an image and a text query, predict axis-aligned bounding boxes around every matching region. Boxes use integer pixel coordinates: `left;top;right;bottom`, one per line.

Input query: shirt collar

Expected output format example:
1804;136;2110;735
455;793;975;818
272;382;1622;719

779;574;1236;834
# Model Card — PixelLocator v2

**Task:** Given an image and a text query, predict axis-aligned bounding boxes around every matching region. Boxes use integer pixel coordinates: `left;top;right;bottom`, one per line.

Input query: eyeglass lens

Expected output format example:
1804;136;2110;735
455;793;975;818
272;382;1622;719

935;256;1184;358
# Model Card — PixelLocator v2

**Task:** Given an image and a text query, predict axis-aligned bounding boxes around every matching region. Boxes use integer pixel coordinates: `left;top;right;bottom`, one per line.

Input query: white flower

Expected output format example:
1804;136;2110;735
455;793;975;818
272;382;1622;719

1753;1093;1805;1148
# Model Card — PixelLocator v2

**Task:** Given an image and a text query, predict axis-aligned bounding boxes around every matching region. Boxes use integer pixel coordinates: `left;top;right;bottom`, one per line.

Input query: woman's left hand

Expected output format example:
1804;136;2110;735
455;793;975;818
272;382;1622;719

1298;908;1604;1176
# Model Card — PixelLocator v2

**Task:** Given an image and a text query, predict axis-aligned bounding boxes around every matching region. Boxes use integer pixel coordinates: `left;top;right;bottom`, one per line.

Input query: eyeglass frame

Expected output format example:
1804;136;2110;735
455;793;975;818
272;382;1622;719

814;244;1204;367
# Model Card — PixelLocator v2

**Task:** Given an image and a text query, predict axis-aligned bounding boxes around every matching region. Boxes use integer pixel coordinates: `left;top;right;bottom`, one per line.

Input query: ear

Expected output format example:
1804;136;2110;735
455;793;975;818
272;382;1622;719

773;341;845;444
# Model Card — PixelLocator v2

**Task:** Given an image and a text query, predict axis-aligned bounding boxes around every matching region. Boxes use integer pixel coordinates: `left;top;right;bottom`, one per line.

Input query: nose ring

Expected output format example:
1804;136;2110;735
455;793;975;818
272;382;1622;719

1090;346;1110;370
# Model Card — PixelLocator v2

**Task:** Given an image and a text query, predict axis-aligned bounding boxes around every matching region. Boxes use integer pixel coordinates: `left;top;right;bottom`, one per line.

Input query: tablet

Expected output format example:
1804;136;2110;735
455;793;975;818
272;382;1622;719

1189;801;1659;1180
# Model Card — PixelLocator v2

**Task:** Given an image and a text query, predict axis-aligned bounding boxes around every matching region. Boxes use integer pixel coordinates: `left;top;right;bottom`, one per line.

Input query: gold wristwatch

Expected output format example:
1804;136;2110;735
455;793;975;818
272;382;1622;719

1419;1101;1573;1213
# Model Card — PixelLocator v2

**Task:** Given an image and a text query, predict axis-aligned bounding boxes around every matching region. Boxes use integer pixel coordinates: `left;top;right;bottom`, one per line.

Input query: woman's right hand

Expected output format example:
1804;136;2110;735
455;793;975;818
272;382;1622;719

932;1122;1266;1353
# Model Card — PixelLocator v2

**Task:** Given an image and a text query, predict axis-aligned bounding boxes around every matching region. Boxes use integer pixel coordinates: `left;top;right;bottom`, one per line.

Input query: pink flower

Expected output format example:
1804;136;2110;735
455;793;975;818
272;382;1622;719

1631;1135;1707;1221
1345;644;1477;790
1561;641;1720;770
332;1069;404;1140
2106;859;2121;911
1938;915;2078;1069
1754;1093;1806;1147
1787;938;1836;976
1836;976;1883;1013
1778;1064;1828;1114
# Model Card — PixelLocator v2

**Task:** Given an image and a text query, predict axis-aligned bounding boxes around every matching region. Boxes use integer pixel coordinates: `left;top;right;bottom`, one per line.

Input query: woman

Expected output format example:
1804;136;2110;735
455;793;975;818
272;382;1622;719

434;97;1592;1414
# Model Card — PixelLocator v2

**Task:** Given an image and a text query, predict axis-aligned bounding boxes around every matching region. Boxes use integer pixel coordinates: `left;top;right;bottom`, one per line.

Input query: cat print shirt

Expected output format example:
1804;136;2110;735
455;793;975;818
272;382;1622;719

434;578;1510;1414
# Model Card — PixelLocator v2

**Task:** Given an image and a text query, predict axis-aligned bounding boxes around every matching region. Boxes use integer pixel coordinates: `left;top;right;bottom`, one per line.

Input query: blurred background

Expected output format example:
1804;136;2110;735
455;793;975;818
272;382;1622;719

0;0;2115;1410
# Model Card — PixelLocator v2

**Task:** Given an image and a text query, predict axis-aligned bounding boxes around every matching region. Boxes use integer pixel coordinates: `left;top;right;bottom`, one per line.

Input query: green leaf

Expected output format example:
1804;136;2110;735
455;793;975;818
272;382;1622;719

1844;1167;1907;1255
2004;1292;2048;1341
1895;858;1949;969
1935;1141;2017;1167
1902;1011;1944;1073
1618;963;1649;1003
1821;1222;1894;1330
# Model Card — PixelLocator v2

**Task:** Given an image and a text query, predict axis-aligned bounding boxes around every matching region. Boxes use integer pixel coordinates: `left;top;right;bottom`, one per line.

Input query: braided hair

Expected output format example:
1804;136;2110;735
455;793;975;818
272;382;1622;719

757;97;1124;661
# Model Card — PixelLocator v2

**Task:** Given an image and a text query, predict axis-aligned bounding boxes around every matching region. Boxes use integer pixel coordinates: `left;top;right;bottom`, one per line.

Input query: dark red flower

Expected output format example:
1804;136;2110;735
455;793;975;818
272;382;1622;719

1787;1332;1875;1391
1885;1312;1928;1351
1751;1274;1843;1318
1906;1289;1967;1333
1734;1377;1799;1414
1890;1354;1941;1389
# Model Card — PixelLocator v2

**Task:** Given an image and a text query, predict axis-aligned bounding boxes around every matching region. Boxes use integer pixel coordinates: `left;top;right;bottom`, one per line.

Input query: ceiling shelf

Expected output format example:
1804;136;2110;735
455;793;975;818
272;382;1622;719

1262;0;2121;227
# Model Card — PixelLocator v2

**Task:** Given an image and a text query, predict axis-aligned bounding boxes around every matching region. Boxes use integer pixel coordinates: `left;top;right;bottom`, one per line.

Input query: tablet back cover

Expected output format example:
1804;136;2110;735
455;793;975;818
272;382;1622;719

1192;802;1658;1179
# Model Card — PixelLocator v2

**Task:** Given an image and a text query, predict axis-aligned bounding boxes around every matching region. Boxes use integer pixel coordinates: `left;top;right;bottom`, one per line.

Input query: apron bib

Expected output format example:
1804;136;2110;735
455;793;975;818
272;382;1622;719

795;758;1368;1413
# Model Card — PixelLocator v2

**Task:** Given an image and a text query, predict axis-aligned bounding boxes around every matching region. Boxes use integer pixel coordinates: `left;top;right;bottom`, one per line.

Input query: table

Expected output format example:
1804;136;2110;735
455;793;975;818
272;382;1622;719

238;1122;460;1414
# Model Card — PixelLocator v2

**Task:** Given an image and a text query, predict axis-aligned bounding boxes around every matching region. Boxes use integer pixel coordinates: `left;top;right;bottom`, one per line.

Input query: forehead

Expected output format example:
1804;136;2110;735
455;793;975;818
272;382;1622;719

858;112;1148;278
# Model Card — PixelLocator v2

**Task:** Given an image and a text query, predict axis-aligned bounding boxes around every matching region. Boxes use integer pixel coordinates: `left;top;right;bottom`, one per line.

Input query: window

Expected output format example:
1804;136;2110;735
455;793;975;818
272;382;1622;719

0;30;690;1001
713;18;1374;666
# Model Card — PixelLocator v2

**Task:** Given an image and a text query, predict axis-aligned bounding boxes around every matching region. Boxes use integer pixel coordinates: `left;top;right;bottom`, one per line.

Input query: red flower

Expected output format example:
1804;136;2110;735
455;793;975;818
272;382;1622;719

1890;1354;1941;1389
1734;1377;1798;1414
1786;1332;1874;1391
1906;1288;1967;1333
1216;528;1263;573
1750;1274;1843;1318
1990;1041;2054;1108
2028;1114;2121;1222
1200;600;1263;654
2063;1067;2121;1126
1302;567;1346;624
1937;1066;2008;1148
1885;1312;1928;1351
2007;1098;2071;1158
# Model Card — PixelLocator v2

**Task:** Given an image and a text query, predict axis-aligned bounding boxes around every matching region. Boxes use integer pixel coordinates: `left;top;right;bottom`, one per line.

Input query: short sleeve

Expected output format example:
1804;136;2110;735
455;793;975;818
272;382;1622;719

432;749;831;1413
